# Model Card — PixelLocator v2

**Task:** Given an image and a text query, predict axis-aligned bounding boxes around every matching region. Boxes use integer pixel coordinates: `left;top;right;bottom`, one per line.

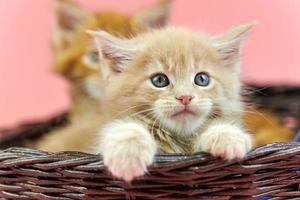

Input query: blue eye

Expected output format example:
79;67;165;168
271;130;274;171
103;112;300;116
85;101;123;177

150;73;170;88
194;72;210;87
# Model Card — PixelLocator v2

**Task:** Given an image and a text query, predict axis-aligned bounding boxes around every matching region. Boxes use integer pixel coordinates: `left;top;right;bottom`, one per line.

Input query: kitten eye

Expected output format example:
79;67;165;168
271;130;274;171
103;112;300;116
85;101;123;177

150;73;170;88
194;72;210;87
88;51;99;62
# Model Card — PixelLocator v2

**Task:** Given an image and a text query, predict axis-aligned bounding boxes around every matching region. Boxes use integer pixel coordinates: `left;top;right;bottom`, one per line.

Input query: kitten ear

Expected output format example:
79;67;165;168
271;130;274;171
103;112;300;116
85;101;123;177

214;21;257;66
133;0;172;29
88;30;141;72
54;0;92;48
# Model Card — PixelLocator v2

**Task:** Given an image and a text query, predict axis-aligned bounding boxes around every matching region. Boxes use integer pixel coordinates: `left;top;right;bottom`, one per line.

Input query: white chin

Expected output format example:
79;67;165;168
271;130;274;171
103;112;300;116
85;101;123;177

162;114;206;135
172;113;196;121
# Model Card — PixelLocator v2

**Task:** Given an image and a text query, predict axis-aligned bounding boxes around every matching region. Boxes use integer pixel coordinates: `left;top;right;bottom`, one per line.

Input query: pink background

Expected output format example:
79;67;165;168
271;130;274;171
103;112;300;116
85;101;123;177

1;0;300;127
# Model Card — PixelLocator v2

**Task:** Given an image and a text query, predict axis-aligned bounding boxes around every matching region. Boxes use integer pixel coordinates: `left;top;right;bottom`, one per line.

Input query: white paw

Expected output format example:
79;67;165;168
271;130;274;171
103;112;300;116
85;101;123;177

96;121;156;182
196;124;253;160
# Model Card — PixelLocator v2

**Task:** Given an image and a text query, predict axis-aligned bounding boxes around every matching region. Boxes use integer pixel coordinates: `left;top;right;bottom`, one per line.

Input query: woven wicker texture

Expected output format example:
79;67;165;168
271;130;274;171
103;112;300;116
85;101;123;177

0;142;300;199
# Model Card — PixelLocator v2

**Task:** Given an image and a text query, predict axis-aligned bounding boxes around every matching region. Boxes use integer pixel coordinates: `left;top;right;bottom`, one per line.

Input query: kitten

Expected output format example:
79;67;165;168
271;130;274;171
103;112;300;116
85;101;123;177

36;0;292;152
90;23;255;182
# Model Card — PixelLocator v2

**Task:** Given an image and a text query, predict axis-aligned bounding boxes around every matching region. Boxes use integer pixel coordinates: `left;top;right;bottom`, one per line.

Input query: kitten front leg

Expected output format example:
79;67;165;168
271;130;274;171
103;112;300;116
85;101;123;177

194;121;253;160
95;120;157;182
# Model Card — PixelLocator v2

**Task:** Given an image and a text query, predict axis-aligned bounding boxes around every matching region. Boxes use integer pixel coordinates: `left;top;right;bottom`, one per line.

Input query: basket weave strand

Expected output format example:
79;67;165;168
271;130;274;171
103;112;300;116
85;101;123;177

0;142;300;199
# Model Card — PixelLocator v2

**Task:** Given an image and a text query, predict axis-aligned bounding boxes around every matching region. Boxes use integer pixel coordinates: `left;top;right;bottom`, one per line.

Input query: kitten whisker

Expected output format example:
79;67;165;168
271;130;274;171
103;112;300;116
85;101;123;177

127;108;157;118
114;104;152;118
150;114;160;137
241;86;269;96
204;103;275;127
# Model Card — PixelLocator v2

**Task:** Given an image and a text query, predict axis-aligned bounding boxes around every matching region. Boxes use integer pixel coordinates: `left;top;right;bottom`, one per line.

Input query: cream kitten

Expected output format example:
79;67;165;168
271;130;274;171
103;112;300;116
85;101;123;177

90;23;255;182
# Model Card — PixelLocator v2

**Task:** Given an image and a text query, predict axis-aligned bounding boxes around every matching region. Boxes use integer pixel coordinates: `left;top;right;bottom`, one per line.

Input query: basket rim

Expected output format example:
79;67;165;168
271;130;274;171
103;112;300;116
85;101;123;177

1;142;299;167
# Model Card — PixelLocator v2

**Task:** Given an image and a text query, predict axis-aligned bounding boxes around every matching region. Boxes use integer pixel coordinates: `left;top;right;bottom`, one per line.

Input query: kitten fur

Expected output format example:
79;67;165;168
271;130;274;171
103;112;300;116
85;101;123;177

36;0;293;152
243;109;293;145
90;24;255;181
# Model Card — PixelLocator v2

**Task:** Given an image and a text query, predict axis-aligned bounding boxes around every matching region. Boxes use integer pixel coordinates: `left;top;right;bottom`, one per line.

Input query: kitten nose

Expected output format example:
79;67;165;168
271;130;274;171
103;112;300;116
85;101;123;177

176;95;193;105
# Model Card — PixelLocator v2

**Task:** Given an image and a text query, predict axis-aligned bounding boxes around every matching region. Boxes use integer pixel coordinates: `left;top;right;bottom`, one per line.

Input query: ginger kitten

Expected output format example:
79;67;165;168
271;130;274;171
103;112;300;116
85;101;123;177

90;23;255;182
54;0;171;120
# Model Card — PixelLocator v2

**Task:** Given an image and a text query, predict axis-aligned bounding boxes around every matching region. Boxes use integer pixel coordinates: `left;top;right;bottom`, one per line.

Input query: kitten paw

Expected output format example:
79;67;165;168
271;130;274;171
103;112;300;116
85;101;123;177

196;124;253;160
98;121;156;182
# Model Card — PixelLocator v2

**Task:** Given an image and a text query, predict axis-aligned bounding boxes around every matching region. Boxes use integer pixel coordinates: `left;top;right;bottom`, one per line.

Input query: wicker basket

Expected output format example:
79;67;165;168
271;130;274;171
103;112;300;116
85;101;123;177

0;85;299;199
0;142;299;199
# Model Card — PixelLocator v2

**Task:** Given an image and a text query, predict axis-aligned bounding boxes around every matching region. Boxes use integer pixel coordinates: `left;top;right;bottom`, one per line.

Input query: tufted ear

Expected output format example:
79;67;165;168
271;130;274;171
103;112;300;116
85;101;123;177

213;21;257;67
133;0;172;29
88;30;142;73
54;0;92;49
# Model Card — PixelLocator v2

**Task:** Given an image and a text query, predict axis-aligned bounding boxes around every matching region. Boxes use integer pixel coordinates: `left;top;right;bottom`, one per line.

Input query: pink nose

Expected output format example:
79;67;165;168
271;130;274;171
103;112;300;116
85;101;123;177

176;95;193;105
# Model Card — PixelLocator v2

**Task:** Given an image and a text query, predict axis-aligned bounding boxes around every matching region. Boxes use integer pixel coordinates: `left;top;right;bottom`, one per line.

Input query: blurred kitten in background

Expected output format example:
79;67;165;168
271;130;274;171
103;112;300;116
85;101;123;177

53;0;171;121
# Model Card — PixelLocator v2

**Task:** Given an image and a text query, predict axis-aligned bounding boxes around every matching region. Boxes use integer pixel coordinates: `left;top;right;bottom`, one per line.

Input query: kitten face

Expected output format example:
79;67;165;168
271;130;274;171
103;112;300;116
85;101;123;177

148;65;217;135
92;24;255;135
123;37;231;135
